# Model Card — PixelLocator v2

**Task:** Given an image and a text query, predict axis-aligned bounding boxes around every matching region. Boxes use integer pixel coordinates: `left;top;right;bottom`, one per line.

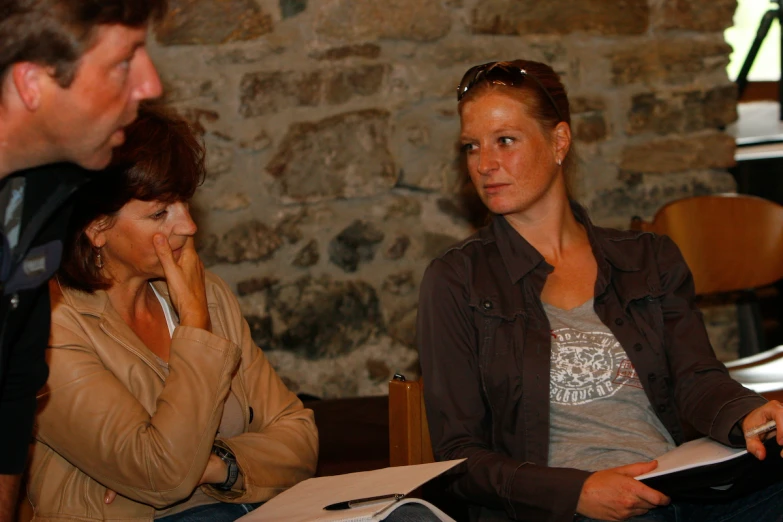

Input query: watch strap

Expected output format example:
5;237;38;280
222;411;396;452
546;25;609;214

212;445;239;491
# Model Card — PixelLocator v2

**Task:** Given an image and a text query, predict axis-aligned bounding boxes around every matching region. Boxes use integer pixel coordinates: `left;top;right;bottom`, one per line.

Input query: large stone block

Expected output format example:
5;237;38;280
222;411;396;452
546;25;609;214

620;133;736;174
570;96;607;114
654;0;737;32
329;220;385;272
610;38;731;86
325;65;389;105
391;103;461;191
387;305;417;348
310;44;382;61
280;0;308;19
627;85;738;135
293;239;320;268
586;171;736;227
239;70;322;117
703;84;739;128
249;276;383;359
314;0;451;42
239;65;389;117
215;220;283;263
573;113;608;143
266;110;397;203
156;0;272;45
471;0;648;35
262;336;418;398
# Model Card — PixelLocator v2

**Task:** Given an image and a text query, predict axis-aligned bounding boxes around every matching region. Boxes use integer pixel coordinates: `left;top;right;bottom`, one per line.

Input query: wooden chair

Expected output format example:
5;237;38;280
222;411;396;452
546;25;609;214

631;194;783;356
389;375;433;467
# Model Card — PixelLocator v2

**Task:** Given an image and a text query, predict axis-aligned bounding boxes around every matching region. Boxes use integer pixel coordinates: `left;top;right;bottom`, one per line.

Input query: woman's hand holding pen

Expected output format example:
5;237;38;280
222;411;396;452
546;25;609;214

576;460;670;521
153;234;211;332
742;400;783;460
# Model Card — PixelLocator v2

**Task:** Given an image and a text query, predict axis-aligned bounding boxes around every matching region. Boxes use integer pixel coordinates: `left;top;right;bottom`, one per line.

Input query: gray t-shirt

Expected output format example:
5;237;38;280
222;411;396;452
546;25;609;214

545;299;675;472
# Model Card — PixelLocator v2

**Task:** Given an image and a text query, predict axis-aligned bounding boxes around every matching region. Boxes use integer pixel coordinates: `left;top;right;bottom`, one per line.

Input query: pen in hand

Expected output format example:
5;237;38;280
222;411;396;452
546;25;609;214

744;420;777;439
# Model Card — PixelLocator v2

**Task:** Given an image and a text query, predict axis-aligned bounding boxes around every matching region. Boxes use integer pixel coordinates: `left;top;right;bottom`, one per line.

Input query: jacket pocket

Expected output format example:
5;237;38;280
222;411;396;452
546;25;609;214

628;293;666;351
472;302;526;434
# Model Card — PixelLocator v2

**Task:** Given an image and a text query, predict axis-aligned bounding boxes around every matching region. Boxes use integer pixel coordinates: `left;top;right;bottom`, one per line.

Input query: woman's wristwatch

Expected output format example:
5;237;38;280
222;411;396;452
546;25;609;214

212;445;239;491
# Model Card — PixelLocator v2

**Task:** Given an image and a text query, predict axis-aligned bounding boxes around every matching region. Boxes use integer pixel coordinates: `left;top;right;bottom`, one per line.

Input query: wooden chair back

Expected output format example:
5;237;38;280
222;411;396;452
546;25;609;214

389;377;434;467
630;194;783;296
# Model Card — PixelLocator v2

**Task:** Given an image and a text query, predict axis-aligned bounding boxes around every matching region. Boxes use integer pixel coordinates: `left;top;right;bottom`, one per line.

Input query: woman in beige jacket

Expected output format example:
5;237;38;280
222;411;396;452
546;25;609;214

27;103;318;521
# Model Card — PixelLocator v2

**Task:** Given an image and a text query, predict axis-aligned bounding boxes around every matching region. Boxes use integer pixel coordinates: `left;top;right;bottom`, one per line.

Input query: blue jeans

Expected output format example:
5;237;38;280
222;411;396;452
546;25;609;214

576;478;783;522
156;502;262;522
383;503;444;521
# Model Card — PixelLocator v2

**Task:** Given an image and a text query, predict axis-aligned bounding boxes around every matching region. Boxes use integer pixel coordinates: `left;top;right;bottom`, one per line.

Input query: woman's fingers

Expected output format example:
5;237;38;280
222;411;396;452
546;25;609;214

104;488;117;504
151;233;209;329
153;234;178;277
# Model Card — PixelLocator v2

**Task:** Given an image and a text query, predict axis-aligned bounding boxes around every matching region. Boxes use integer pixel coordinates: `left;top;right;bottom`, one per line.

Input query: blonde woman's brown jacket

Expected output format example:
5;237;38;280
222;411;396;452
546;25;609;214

27;272;318;521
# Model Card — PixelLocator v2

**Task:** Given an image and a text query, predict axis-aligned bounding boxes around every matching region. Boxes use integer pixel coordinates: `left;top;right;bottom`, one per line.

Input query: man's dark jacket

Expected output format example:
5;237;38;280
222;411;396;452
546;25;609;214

417;205;767;522
0;163;84;474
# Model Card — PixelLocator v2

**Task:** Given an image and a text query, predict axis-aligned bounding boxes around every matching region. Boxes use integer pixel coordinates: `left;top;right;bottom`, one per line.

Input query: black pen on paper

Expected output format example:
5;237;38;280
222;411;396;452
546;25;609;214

744;420;777;438
324;493;405;511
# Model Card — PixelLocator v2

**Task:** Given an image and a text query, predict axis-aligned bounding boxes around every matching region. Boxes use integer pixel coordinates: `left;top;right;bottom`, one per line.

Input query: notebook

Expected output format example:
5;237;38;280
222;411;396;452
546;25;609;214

238;460;464;521
635;436;783;501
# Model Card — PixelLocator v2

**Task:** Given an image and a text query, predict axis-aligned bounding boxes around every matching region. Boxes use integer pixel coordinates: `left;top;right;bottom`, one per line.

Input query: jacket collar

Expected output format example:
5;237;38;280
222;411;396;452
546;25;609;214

52;277;174;380
54;277;170;317
489;202;643;288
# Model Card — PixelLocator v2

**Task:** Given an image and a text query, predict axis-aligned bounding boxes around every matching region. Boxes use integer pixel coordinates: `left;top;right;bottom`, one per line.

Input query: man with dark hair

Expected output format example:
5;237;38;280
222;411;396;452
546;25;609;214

0;1;166;519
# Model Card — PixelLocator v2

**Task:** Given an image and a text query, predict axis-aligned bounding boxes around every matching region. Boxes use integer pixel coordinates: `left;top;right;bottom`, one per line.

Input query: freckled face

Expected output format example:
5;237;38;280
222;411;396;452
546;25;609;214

96;199;197;282
459;90;564;218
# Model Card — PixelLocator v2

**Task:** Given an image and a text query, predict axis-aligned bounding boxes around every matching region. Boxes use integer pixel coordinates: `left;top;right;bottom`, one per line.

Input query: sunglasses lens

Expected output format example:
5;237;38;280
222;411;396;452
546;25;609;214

484;65;525;88
457;63;525;101
457;64;487;101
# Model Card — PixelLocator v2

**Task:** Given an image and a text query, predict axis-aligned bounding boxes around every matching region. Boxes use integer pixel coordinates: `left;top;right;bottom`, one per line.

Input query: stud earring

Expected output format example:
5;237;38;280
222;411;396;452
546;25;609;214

556;158;562;166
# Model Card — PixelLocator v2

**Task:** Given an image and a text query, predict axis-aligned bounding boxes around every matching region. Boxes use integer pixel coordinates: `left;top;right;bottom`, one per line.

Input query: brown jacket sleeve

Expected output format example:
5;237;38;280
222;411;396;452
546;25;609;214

200;275;318;503
418;258;590;522
37;318;241;508
653;235;767;444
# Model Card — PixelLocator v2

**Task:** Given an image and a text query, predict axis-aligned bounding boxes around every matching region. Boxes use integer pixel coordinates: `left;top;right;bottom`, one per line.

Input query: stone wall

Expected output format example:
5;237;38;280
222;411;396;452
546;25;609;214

147;0;741;397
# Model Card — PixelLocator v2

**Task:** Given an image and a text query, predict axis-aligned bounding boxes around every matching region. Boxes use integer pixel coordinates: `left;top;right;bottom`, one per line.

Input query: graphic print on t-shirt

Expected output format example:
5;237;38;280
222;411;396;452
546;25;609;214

549;327;640;406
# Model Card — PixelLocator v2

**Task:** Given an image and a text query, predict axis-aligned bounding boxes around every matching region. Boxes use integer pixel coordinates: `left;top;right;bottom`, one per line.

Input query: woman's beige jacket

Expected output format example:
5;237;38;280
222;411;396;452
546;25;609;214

28;273;318;521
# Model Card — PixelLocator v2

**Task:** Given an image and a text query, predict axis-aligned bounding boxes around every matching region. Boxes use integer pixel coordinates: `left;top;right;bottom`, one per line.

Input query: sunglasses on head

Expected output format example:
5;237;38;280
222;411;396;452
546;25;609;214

456;61;564;122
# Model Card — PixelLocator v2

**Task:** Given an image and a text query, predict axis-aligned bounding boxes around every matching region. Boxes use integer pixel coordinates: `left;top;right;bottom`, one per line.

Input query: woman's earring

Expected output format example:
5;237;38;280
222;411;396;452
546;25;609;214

96;251;104;269
556;158;562;166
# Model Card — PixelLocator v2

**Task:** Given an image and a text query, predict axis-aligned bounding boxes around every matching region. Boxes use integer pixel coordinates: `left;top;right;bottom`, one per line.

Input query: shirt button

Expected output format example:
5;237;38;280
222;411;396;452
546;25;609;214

634;343;643;352
648;373;656;383
615;318;624;326
10;293;19;310
658;404;667;413
482;300;493;310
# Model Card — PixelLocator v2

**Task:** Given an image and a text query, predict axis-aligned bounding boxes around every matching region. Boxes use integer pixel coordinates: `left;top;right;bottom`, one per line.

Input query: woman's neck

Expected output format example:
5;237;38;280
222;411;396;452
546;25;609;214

504;195;588;264
105;277;159;326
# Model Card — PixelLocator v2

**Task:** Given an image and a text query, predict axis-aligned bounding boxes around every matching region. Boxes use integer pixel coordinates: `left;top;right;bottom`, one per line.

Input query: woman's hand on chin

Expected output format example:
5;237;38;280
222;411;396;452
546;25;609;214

153;234;211;332
576;460;670;521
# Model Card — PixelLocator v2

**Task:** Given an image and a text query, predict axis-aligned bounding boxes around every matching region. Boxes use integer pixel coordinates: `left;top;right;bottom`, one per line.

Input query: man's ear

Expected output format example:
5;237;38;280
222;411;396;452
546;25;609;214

10;62;49;111
552;121;572;163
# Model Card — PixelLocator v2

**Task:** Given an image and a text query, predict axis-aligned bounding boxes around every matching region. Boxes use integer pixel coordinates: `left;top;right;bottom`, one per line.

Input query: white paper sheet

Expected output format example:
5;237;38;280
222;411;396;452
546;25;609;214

635;437;748;481
239;459;464;522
